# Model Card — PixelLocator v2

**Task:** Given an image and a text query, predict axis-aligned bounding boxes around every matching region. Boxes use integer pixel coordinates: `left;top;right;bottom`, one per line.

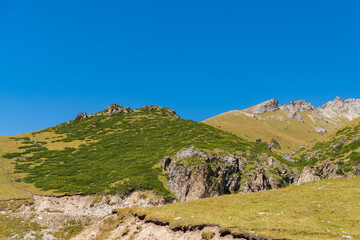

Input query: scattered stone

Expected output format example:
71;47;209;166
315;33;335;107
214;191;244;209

269;139;281;150
267;157;277;167
315;127;327;135
353;136;360;141
283;153;295;163
288;112;304;123
298;145;305;150
256;138;262;143
333;139;347;149
316;117;329;123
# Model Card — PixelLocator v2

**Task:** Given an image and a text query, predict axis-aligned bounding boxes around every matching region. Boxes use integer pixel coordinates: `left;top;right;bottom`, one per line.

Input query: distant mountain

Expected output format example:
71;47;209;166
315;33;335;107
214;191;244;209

203;97;360;153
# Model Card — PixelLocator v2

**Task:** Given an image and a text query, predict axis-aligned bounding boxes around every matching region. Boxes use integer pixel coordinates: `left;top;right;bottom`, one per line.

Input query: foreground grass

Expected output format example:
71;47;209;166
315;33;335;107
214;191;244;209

132;177;360;240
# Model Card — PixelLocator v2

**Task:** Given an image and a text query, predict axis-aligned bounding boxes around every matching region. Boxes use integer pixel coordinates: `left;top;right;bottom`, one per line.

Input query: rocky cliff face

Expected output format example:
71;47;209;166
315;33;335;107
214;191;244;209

320;97;360;113
248;97;360;120
163;147;296;201
294;160;343;185
283;100;318;113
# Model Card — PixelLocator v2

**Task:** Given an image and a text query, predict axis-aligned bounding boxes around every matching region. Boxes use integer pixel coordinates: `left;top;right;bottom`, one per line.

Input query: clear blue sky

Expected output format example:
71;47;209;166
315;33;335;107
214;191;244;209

1;0;359;135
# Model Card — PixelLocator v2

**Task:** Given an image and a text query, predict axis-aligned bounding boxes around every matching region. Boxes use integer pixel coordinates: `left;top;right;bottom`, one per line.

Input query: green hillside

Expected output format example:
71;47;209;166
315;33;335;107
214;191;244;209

294;117;360;174
0;105;280;200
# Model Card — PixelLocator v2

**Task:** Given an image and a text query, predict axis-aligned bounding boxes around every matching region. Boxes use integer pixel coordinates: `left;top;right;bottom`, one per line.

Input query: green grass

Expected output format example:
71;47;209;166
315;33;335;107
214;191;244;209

130;176;360;240
2;108;279;198
294;117;360;172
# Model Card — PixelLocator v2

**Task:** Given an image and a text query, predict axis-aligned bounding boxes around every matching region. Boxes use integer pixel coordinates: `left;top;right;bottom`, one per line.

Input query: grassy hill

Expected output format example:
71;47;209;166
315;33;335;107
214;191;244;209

203;109;350;153
127;176;360;240
293;116;360;173
0;105;280;200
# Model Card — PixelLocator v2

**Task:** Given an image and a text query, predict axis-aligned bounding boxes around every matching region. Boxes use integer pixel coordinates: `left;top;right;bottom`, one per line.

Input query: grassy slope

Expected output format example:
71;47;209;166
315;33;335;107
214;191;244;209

203;109;348;153
0;107;277;200
131;176;360;240
294;116;360;171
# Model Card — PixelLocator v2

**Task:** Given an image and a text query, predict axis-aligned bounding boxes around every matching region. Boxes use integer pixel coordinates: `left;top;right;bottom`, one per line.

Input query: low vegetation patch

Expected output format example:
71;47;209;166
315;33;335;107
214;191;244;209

2;108;277;197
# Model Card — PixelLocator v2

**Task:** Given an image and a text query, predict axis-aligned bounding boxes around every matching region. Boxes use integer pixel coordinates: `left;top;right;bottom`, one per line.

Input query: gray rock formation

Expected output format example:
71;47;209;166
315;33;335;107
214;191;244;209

294;167;320;185
294;160;341;185
320;96;360;113
288;112;304;123
106;103;133;115
164;146;294;201
269;139;281;150
283;153;295;163
314;126;327;135
332;139;347;149
251;99;280;114
283;100;318;113
75;112;88;120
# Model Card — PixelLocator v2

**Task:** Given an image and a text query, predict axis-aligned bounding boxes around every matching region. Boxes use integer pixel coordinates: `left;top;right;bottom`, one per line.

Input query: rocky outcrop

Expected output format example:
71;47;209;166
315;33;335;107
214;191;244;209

164;147;294;201
75;112;88;120
106;103;133;115
314;126;327;135
294;160;341;185
283;100;318;113
269;139;281;150
320;96;360;113
294;167;320;185
141;105;180;118
288;112;304;123
251;99;280;114
333;139;347;149
283;153;295;163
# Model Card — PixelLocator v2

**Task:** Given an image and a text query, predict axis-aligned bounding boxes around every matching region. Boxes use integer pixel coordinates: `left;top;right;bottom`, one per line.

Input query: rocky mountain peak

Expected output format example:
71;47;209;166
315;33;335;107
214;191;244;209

283;100;318;113
320;97;360;113
251;98;280;114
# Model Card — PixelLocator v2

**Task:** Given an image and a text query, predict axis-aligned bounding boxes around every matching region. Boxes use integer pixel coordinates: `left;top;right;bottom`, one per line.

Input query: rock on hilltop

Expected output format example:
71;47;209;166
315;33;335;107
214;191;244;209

250;98;280;114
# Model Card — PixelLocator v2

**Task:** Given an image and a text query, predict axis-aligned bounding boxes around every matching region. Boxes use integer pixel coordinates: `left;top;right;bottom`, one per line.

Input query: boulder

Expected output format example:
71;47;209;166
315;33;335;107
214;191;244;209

283;153;295;163
106;103;133;115
332;139;347;149
75;112;88;120
256;138;262;143
294;167;320;185
315;127;327;135
288;112;304;123
269;139;281;150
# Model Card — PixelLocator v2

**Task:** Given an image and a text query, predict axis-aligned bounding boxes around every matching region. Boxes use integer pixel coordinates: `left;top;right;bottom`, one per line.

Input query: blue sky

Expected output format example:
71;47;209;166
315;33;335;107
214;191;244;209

1;0;359;135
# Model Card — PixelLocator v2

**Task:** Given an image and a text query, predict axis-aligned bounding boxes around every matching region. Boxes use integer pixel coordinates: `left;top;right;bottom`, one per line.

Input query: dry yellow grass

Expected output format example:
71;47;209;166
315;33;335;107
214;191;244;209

203;109;349;153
